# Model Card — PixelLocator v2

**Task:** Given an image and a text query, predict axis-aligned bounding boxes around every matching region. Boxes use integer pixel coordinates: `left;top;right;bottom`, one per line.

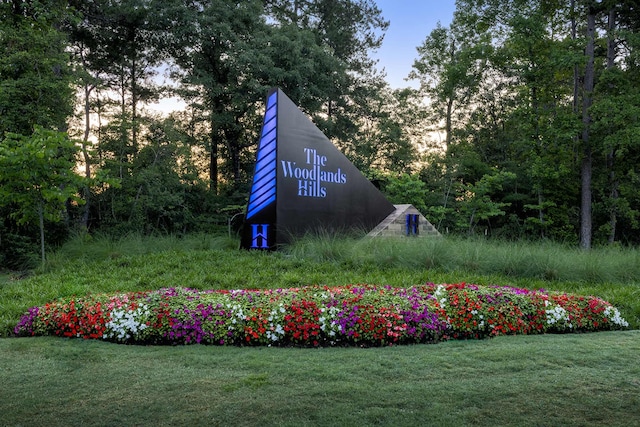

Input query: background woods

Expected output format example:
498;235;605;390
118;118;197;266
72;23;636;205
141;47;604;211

2;0;640;268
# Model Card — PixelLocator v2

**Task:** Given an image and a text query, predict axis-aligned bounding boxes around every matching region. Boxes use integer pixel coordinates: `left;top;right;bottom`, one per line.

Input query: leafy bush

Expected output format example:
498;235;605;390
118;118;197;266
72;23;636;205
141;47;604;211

14;283;628;347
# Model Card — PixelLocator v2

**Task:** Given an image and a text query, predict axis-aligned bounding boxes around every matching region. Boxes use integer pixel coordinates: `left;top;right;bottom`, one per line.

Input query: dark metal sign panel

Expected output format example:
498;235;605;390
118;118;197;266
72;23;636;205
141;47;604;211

241;88;395;250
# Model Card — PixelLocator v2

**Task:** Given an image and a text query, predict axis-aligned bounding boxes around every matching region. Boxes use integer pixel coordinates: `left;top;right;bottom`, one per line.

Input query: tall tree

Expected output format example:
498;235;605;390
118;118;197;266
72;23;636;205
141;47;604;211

0;0;78;266
590;1;640;244
579;2;599;249
66;0;169;230
0;0;74;135
493;3;579;240
68;0;165;164
165;0;271;192
342;85;426;175
409;0;640;245
0;128;85;265
265;0;389;152
410;20;489;151
66;2;112;229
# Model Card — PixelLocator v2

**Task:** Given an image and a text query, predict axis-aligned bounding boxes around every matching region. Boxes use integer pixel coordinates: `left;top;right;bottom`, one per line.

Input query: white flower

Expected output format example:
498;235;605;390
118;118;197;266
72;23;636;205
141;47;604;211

545;305;570;329
104;305;150;342
604;306;629;328
434;285;447;304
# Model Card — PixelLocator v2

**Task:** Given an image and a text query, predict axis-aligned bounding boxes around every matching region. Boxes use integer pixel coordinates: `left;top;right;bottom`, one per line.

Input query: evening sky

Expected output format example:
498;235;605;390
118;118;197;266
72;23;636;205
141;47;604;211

373;0;457;88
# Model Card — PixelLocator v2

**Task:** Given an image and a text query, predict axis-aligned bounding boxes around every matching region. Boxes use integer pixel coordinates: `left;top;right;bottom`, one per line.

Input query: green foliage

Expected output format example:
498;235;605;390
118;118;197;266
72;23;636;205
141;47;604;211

404;0;640;245
410;20;489;148
4;0;640;248
590;67;640;243
0;127;86;264
341;87;425;175
458;171;515;234
0;227;40;271
0;128;82;224
0;0;75;135
382;173;429;213
93;117;208;234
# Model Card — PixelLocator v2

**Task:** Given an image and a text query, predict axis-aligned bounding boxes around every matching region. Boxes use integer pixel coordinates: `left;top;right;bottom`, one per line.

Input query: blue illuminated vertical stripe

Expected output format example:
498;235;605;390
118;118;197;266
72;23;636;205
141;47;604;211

246;91;278;219
405;214;419;236
405;214;411;236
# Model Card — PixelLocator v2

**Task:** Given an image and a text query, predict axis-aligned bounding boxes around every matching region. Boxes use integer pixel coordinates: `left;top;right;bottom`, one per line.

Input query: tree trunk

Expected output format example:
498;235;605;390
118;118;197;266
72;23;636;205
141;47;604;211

571;0;579;115
445;97;453;151
580;9;596;250
119;76;127;180
580;149;592;249
608;149;618;244
131;53;138;152
444;38;456;151
38;202;46;266
538;190;545;239
606;7;618;244
209;116;218;194
81;81;94;230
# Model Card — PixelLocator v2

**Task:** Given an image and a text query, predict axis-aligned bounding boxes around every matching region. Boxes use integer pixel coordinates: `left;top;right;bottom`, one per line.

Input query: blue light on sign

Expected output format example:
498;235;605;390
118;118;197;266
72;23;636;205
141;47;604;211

246;91;278;219
406;214;419;236
250;224;270;248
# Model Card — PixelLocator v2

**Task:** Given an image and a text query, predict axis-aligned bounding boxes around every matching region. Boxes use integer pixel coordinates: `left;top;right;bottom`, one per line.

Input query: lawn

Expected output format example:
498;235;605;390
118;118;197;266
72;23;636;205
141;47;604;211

1;332;638;426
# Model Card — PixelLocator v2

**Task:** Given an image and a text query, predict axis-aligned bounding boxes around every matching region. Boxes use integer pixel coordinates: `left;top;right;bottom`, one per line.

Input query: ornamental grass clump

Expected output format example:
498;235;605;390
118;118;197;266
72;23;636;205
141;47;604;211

14;283;629;347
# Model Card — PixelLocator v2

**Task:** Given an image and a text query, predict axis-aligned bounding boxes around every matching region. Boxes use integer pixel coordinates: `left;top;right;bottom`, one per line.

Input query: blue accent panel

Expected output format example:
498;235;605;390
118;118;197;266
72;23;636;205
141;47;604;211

247;182;276;215
254;144;276;173
250;170;277;199
405;214;411;236
263;108;276;129
246;92;278;219
405;214;420;236
266;91;277;112
262;120;276;138
247;194;276;219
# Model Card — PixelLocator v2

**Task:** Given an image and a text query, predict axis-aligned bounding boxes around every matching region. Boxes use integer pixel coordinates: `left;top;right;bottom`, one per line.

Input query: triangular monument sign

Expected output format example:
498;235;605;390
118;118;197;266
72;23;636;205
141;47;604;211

240;88;395;250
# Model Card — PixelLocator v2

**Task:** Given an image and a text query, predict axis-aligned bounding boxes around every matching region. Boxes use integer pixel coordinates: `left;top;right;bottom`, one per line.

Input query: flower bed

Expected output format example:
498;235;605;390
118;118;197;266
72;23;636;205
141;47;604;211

14;283;629;346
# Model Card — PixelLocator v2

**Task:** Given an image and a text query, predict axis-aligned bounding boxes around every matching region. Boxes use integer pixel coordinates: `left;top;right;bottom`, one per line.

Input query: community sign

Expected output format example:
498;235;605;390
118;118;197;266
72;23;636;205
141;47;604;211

240;88;396;250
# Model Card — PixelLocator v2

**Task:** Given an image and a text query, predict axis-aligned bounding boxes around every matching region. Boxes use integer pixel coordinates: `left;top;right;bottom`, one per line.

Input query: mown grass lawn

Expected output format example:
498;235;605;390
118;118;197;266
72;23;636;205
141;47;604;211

1;331;639;426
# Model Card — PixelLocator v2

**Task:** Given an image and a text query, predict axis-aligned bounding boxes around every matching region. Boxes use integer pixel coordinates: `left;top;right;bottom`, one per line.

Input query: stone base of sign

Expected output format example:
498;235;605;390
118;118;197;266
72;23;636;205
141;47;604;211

367;204;441;238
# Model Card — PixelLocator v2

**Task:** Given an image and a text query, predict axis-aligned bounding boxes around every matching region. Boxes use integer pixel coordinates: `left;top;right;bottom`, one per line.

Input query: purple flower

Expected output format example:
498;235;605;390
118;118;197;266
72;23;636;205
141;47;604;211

14;306;39;336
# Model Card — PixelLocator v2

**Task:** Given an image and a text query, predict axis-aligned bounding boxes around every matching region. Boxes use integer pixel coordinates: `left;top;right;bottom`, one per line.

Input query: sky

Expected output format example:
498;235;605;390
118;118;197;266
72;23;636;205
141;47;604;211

373;0;457;88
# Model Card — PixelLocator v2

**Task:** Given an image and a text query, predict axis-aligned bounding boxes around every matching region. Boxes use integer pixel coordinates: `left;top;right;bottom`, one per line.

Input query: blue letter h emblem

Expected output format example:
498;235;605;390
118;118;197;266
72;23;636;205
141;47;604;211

251;224;269;248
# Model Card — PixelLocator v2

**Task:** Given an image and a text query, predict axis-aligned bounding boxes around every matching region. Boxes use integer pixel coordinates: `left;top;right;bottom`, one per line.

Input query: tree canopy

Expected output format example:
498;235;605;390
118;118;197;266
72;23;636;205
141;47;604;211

2;0;640;267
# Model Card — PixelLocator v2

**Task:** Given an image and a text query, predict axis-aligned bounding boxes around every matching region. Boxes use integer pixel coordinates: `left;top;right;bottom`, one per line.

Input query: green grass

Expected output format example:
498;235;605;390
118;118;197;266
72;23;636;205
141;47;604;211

1;234;640;425
1;332;638;426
